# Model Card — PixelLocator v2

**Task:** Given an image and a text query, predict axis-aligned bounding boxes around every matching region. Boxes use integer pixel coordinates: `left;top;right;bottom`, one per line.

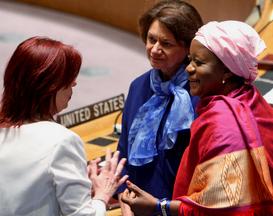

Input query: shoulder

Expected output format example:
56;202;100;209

36;122;85;161
194;95;244;134
129;70;152;90
125;70;154;105
197;95;241;118
192;96;247;160
29;121;82;144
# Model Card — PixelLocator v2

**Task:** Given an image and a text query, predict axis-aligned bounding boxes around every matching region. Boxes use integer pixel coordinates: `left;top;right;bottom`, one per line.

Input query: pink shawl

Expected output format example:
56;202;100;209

173;84;273;215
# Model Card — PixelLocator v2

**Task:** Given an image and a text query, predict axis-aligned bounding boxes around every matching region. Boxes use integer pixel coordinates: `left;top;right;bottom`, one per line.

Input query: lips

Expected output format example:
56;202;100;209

150;55;163;61
189;79;200;83
189;79;200;89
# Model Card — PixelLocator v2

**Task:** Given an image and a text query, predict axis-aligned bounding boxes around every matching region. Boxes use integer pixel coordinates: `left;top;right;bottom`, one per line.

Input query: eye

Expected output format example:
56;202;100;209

161;41;172;47
188;55;204;66
147;35;156;44
194;58;204;66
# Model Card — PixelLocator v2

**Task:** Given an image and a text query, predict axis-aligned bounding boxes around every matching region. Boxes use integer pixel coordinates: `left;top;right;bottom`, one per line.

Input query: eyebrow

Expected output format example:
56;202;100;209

147;32;176;44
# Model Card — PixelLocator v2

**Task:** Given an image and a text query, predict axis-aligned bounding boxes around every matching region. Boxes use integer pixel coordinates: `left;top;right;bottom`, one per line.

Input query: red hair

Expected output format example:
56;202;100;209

0;36;82;126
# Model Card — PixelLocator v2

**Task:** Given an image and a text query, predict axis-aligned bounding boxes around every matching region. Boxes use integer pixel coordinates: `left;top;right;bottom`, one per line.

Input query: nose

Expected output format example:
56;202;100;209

151;42;162;54
185;62;195;75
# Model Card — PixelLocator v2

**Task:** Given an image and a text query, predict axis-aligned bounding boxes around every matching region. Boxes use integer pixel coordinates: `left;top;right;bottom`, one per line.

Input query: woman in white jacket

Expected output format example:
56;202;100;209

0;36;127;216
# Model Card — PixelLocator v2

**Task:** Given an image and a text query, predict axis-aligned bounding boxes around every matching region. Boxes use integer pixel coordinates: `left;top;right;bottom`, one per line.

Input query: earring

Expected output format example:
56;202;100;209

222;80;226;84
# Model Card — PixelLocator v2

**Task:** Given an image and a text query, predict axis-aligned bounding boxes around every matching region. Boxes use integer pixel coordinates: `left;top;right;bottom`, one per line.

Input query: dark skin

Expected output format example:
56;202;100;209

121;40;244;216
186;40;241;99
121;180;181;216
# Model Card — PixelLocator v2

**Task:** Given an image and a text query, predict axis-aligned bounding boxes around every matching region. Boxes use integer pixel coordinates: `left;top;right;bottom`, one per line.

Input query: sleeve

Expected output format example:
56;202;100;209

49;132;106;216
115;84;133;194
175;98;269;215
116;72;153;194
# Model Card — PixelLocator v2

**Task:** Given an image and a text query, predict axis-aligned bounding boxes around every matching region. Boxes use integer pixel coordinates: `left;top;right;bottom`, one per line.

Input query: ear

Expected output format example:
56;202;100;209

223;71;233;81
222;65;234;82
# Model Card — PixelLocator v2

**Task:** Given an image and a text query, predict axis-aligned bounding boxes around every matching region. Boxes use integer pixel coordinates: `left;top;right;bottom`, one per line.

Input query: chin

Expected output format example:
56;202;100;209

152;65;168;74
150;63;160;69
63;104;68;110
190;90;198;96
150;60;162;68
57;105;68;113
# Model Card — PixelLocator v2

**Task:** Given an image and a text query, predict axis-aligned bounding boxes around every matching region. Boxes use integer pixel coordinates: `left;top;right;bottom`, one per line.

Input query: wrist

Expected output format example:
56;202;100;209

92;198;107;207
155;198;171;216
93;194;110;205
155;199;161;215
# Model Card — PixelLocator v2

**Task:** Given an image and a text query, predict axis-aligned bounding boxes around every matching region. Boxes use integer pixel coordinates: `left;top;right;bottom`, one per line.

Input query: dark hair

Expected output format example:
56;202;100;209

139;0;203;48
0;36;82;126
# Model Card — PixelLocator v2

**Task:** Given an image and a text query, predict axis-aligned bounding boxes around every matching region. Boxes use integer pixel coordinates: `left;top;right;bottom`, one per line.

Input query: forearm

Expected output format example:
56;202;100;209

169;200;181;215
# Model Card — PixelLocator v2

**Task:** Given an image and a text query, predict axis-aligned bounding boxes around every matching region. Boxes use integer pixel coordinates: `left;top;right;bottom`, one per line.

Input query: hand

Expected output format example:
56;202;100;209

121;180;158;216
88;149;128;204
118;193;135;216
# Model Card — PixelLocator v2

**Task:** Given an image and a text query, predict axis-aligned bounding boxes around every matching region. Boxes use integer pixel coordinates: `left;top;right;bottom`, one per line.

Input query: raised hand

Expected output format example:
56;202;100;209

88;149;128;204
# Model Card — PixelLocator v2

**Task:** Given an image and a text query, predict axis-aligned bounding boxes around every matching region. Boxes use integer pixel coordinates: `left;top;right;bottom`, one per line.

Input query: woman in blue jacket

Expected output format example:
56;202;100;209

116;1;203;215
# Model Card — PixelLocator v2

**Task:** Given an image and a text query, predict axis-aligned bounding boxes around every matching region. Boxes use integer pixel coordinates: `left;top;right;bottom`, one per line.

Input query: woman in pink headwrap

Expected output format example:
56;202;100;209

120;21;273;216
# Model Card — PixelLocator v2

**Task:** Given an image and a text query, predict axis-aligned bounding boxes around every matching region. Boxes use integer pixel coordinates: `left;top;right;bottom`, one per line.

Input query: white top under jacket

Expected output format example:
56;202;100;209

0;121;106;216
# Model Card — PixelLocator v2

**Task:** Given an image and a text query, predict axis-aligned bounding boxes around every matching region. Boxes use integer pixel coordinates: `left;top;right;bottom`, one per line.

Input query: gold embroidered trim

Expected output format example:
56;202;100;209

187;147;273;208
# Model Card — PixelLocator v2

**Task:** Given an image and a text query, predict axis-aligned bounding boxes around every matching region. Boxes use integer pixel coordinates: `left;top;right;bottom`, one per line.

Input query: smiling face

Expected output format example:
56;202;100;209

186;39;228;98
146;20;188;80
54;80;77;113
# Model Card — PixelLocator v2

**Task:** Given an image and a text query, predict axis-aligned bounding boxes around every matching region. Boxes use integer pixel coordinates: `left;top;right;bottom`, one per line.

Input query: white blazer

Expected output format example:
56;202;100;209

0;121;106;216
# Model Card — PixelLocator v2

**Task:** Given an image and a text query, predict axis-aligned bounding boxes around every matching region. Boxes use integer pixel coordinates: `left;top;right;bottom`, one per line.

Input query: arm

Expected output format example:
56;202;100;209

115;83;136;216
116;102;134;216
50;133;127;216
116;112;135;215
117;73;154;215
116;112;135;216
50;134;101;215
121;180;181;216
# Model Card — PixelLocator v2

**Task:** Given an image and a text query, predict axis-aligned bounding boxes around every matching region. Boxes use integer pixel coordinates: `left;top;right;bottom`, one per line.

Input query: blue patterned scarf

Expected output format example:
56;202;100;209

128;66;194;166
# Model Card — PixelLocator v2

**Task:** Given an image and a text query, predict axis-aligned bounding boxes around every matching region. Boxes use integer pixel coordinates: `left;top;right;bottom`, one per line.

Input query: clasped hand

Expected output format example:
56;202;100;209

121;180;158;216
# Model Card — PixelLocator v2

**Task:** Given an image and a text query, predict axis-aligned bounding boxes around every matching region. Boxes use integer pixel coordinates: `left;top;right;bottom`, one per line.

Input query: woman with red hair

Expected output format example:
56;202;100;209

0;36;127;216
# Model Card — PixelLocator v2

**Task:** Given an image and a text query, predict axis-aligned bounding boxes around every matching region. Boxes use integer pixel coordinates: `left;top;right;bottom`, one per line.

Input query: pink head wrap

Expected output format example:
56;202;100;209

194;21;266;82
